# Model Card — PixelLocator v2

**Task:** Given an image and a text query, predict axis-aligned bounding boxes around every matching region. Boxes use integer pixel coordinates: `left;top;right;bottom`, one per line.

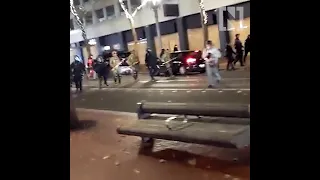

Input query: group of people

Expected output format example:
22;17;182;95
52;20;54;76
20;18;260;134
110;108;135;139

225;34;251;71
202;34;250;88
70;49;140;92
70;46;173;92
70;35;251;91
142;47;176;81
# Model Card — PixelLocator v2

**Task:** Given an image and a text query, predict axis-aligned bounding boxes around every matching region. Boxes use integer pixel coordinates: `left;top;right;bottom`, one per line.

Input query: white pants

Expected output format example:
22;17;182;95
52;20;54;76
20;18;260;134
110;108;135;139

206;65;221;86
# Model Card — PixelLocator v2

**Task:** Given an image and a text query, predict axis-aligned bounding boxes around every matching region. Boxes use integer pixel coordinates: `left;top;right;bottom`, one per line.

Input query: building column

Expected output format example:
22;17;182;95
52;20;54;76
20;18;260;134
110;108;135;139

102;6;107;19
114;1;121;17
95;38;102;54
176;17;189;51
92;10;98;24
127;0;132;14
79;0;84;6
144;25;156;54
72;18;78;30
216;8;230;50
118;32;128;51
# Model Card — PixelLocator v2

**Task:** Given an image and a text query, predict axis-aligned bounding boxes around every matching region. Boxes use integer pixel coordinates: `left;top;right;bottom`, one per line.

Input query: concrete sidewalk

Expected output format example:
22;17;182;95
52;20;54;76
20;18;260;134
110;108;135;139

70;108;250;180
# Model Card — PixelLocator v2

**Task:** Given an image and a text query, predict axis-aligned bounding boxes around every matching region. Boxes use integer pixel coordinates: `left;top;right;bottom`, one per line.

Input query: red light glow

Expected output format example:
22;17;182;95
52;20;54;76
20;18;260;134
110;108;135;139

186;58;196;63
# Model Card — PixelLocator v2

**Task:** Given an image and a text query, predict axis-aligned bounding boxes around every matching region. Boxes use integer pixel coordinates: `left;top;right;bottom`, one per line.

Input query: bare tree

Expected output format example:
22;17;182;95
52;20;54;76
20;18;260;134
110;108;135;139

70;0;92;57
119;0;150;61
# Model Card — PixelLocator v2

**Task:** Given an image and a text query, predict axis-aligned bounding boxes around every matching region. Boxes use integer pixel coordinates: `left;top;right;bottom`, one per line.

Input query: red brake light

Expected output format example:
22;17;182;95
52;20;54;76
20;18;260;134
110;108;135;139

186;58;196;63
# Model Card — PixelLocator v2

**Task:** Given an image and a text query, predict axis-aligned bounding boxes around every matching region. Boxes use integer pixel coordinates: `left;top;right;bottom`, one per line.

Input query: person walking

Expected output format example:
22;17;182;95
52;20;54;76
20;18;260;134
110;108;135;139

93;55;109;89
225;43;236;71
173;45;179;52
233;34;244;66
160;49;174;78
243;34;250;64
70;55;86;92
145;48;158;81
202;40;222;88
127;50;140;80
109;50;122;85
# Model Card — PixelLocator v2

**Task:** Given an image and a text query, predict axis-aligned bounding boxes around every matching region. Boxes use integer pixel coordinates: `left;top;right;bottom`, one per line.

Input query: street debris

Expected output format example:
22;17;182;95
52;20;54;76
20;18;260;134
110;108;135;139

187;158;196;166
124;151;130;155
114;161;120;166
102;155;110;160
159;159;166;163
133;169;140;174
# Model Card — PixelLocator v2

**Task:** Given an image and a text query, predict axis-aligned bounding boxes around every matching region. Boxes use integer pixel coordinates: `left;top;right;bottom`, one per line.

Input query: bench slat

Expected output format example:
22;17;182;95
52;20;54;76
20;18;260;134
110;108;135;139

117;119;250;149
141;102;250;118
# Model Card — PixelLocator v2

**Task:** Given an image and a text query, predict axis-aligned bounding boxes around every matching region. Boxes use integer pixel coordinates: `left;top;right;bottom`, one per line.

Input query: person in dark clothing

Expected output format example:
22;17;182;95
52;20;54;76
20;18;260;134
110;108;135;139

145;48;158;81
70;55;86;92
243;34;250;64
93;55;109;89
173;45;179;52
233;34;244;66
225;43;236;70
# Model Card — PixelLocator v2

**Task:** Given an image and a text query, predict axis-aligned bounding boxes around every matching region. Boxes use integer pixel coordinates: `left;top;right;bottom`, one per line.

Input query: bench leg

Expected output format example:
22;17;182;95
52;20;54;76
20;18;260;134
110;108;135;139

139;137;154;154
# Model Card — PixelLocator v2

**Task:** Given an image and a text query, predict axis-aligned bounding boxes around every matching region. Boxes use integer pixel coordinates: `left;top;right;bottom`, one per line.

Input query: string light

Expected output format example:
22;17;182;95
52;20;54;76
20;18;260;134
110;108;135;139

199;0;208;25
70;0;88;44
119;0;150;23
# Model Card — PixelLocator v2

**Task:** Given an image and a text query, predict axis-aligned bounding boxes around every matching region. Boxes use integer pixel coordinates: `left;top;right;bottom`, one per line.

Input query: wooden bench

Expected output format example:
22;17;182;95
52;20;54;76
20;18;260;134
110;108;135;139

117;101;250;151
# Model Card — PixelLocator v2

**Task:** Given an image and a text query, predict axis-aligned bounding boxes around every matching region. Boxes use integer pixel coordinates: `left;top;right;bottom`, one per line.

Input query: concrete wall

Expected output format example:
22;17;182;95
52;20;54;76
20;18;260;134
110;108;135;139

70;0;249;44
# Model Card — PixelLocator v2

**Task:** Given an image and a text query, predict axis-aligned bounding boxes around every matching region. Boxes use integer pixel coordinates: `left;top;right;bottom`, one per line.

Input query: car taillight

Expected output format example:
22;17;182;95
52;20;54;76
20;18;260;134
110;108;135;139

186;58;196;63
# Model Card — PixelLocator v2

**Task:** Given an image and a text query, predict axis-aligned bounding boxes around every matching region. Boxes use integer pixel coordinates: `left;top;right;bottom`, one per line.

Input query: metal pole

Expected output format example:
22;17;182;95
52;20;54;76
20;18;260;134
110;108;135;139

153;6;162;51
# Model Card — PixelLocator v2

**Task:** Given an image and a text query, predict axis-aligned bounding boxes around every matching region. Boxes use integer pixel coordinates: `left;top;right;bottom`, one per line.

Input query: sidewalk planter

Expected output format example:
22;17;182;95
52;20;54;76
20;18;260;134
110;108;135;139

70;91;79;129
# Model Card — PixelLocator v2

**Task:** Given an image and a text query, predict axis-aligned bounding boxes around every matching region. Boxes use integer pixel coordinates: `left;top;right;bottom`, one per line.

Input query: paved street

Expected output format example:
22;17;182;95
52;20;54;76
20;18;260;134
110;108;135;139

73;71;250;112
74;88;249;112
75;70;250;91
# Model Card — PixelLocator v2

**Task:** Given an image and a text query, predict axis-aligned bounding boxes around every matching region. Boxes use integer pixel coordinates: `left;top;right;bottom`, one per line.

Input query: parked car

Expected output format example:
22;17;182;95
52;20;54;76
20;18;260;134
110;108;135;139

156;50;206;75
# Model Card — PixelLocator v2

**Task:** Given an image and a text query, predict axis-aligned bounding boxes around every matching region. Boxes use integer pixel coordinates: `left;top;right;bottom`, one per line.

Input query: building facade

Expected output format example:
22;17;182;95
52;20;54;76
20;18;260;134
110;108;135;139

70;0;250;64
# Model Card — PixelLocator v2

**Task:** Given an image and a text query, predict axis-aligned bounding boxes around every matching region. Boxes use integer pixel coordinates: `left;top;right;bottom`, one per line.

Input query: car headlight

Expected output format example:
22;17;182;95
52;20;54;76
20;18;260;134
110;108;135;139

199;64;205;68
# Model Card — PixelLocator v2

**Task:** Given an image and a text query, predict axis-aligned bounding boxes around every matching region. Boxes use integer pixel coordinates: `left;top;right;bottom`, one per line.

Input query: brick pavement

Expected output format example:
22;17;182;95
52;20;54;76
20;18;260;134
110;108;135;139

70;108;250;180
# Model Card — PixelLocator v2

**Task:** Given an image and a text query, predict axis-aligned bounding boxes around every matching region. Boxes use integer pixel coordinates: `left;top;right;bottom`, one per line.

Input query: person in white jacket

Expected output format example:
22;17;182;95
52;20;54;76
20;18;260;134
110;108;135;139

202;40;222;88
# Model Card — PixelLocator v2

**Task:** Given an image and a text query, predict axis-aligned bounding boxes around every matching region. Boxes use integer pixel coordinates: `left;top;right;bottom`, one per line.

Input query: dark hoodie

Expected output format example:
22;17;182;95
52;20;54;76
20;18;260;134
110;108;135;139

145;50;158;67
70;60;85;77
